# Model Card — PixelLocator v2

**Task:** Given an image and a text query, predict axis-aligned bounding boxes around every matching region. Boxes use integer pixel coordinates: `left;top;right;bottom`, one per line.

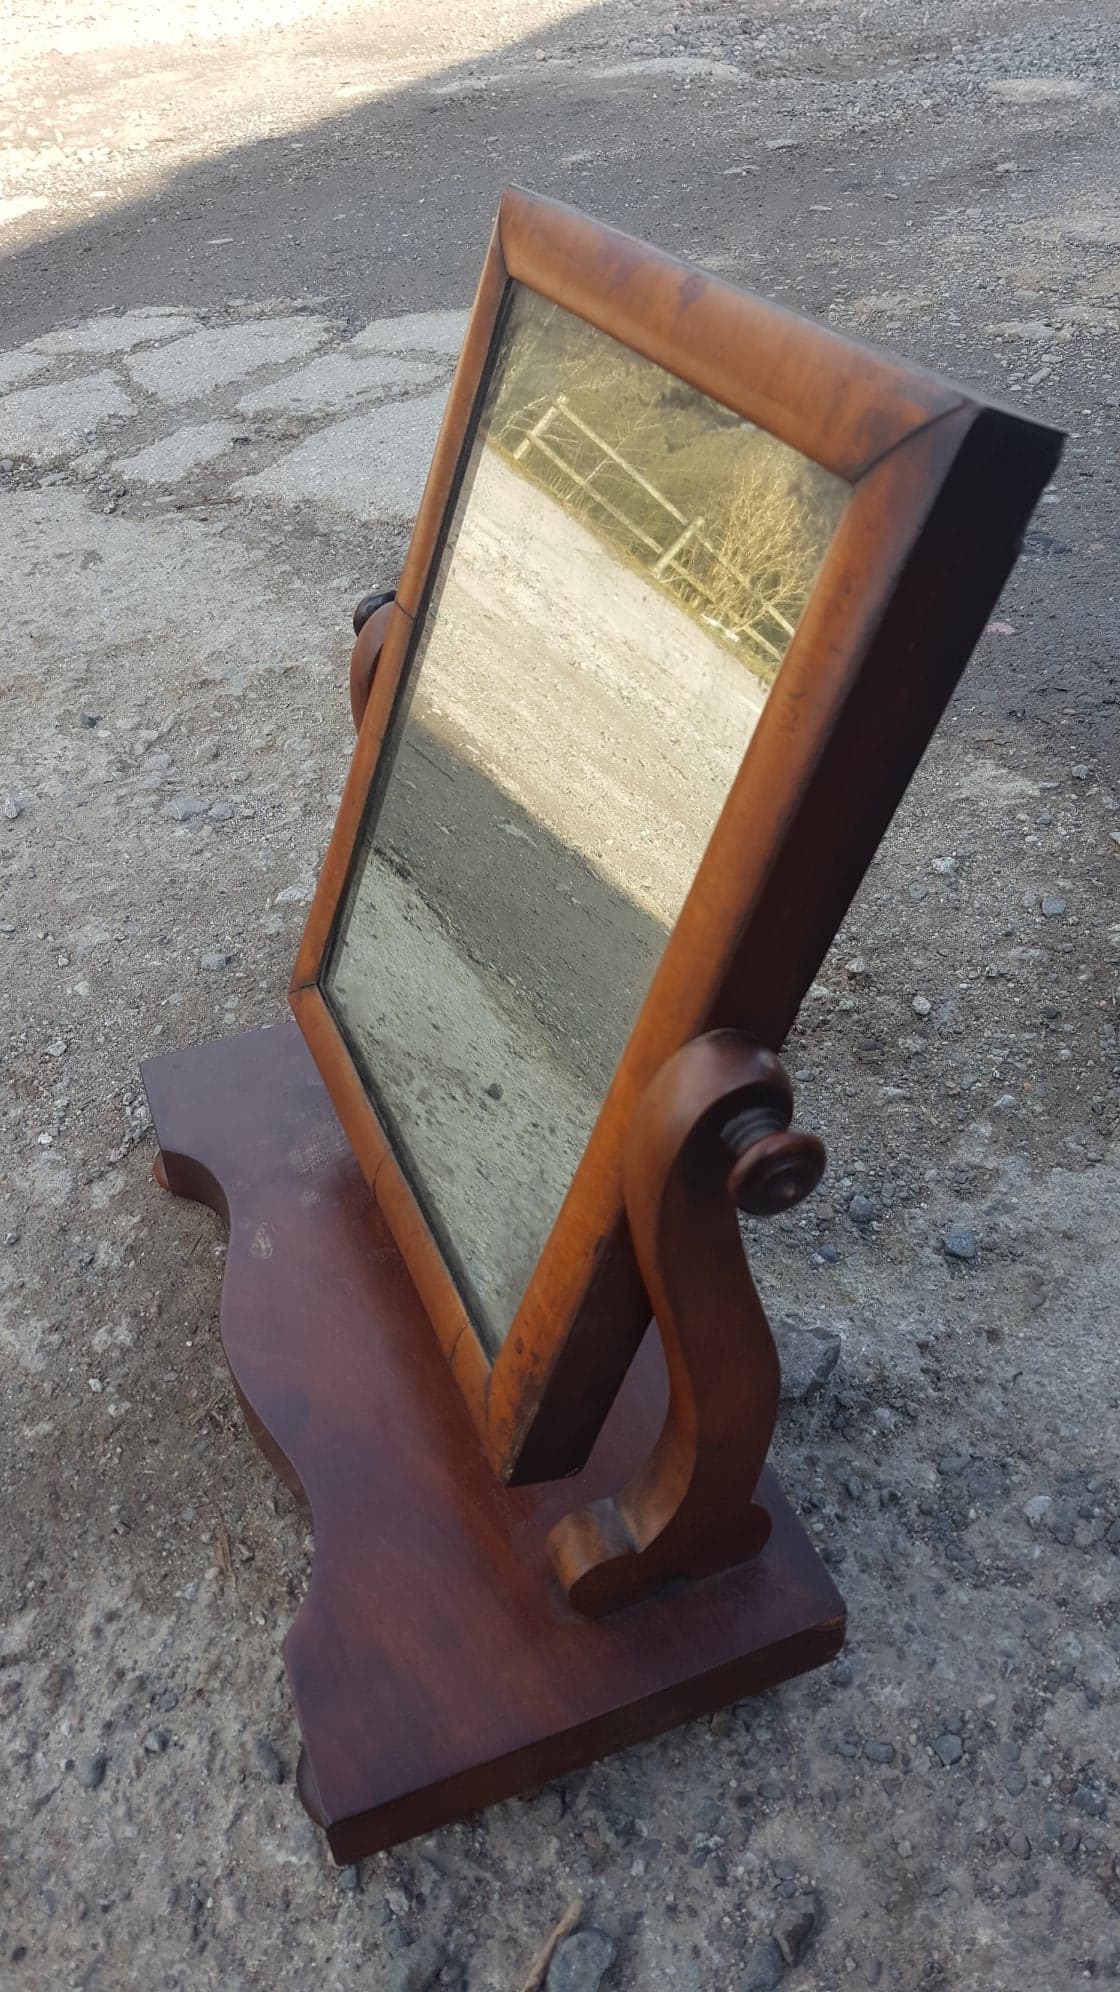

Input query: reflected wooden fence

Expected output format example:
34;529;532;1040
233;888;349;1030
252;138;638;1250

507;394;795;675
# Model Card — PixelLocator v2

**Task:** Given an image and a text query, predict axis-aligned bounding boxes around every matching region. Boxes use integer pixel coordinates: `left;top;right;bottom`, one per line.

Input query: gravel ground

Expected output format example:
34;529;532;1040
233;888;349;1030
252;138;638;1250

0;2;1117;1988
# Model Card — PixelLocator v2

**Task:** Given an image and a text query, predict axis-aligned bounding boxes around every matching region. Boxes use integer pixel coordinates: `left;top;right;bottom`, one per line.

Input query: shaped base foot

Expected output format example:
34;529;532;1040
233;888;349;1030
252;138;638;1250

141;1022;845;1863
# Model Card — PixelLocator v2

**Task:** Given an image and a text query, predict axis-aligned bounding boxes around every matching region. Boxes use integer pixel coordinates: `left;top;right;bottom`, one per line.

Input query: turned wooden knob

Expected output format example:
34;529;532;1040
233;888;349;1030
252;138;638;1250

349;589;397;731
719;1050;825;1216
352;587;396;635
727;1127;826;1215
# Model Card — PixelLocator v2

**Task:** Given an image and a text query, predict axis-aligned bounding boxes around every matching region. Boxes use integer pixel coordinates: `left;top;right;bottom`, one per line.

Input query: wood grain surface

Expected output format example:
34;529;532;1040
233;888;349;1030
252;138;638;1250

142;1022;845;1863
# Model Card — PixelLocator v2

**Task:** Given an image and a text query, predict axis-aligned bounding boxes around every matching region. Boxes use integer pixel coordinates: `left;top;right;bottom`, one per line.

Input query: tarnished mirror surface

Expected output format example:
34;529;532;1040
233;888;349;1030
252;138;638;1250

323;282;848;1352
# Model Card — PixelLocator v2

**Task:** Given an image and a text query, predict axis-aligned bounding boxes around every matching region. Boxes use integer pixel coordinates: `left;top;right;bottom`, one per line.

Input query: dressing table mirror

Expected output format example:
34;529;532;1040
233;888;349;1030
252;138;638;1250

142;190;1062;1861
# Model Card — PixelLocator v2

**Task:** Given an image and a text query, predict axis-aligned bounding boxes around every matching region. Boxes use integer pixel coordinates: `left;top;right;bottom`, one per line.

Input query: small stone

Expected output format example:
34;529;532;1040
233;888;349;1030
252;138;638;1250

338;1862;361;1893
485;1081;503;1100
1040;894;1067;918
143;1728;169;1754
864;1740;895;1765
1074;1786;1106;1819
845;956;869;978
772;1895;817;1967
1047;1501;1075;1545
1023;1495;1052;1527
942;1227;977;1263
934;1733;963;1767
546;1929;616;1992
77;1751;107;1790
932;855;957;875
208;801;235;822
4;797;24;821
1008;1830;1032;1858
199;950;233;971
773;1320;841;1404
163;795;207;822
388;1935;452;1992
1071;764;1089;780
740;1938;786;1991
80;712;101;729
912;994;932;1017
253;1737;285;1784
831;1659;853;1687
1004;1766;1028;1797
848;1194;874;1225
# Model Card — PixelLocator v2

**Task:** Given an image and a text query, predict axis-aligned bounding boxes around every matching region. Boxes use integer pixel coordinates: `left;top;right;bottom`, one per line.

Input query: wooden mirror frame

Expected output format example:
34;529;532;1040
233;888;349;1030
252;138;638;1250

290;187;1061;1487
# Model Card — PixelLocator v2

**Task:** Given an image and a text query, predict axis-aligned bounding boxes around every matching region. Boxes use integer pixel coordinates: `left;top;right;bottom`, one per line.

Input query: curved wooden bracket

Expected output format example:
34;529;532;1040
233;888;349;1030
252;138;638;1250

548;1031;825;1619
349;587;397;731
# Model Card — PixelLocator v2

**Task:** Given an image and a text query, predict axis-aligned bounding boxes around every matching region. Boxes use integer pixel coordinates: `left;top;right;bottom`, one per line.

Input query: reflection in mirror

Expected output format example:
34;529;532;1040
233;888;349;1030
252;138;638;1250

323;282;848;1353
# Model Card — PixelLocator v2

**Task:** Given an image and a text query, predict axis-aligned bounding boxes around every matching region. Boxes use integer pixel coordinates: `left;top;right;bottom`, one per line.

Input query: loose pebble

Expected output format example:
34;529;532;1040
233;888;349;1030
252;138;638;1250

943;1227;978;1262
773;1319;841;1403
253;1736;285;1784
546;1929;617;1992
740;1939;786;1991
772;1895;818;1967
934;1734;963;1767
76;1752;107;1791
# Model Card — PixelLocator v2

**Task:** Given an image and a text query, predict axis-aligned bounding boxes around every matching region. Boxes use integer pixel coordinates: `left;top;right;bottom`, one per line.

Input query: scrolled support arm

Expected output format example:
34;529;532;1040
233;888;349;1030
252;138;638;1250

548;1031;824;1619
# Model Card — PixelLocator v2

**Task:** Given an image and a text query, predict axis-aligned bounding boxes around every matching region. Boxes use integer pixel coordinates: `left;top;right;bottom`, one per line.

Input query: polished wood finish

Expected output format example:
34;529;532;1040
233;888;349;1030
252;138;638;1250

348;597;395;730
550;1033;823;1617
291;188;1064;1485
142;1023;845;1862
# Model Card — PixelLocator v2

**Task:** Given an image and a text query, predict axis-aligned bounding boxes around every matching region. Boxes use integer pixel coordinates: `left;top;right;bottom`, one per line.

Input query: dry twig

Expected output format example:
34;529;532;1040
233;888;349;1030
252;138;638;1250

517;1897;583;1992
210;1504;234;1581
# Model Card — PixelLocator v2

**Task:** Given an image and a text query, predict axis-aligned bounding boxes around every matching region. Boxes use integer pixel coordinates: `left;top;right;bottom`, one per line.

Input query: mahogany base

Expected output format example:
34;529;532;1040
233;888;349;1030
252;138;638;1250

141;1022;845;1864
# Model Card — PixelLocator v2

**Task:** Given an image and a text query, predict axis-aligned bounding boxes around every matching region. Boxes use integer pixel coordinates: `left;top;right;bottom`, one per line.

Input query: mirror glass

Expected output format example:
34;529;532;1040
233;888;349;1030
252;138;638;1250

323;281;848;1353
